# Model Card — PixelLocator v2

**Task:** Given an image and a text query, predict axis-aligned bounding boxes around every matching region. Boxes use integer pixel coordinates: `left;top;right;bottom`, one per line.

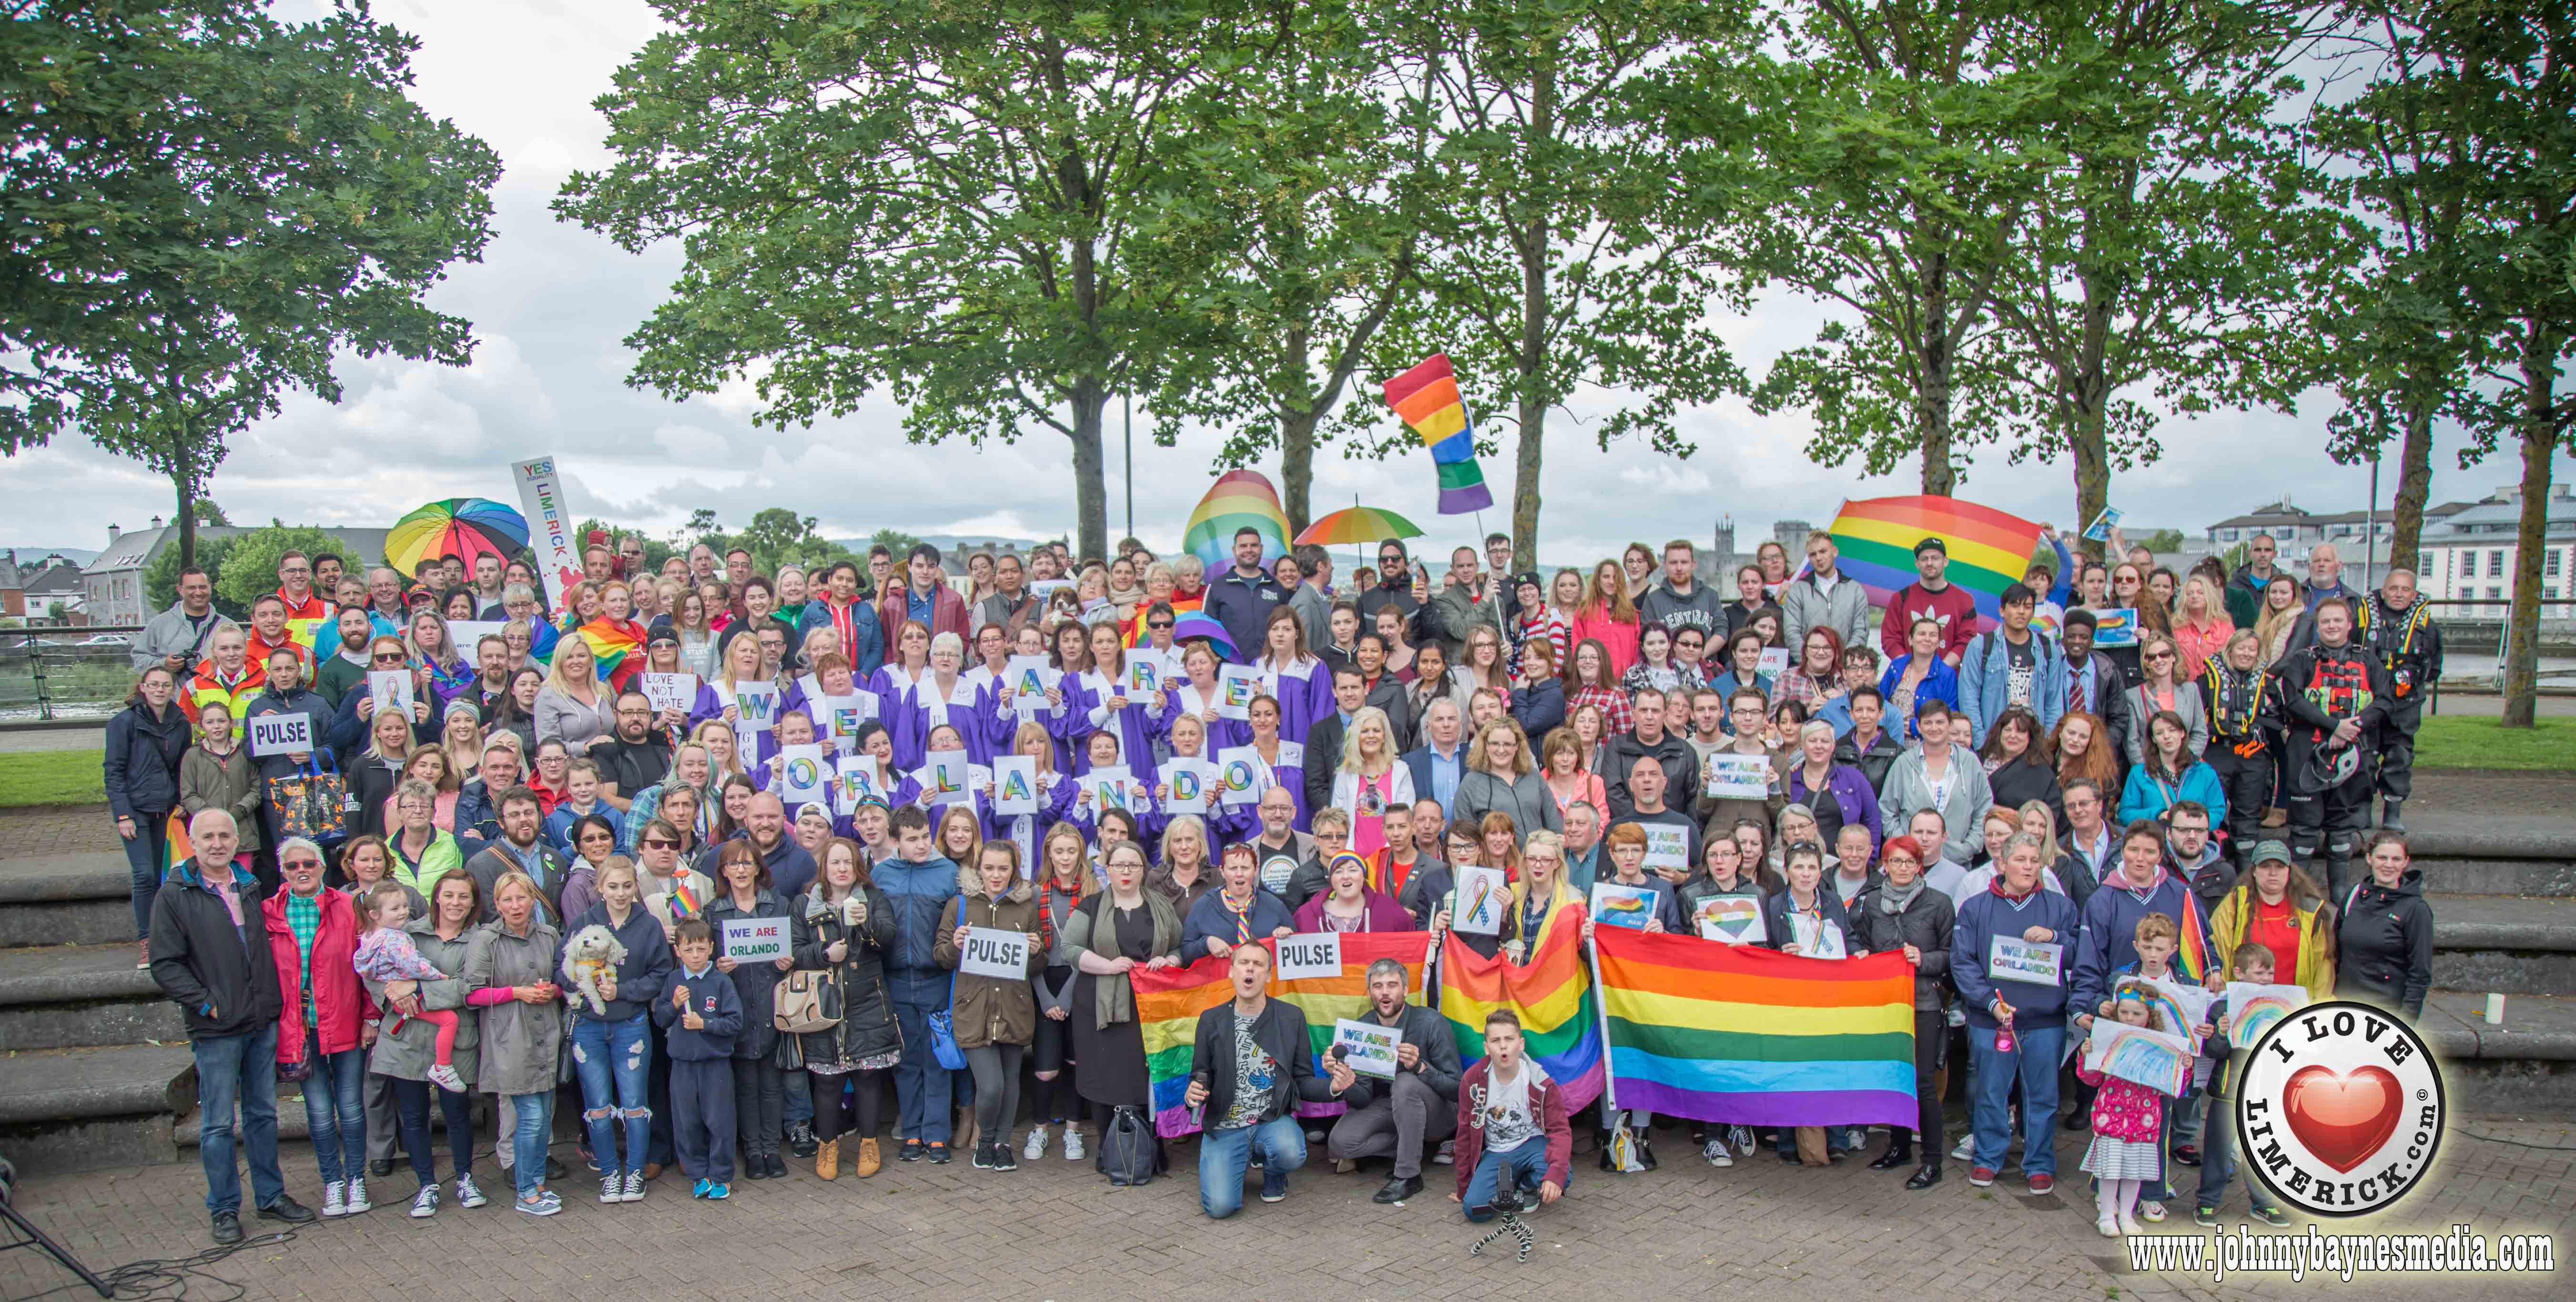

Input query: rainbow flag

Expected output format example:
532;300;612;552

1135;933;1437;1139
577;618;644;686
1137;954;1236;1137
1382;354;1494;516
1181;470;1290;574
667;879;702;920
1824;495;2046;633
1592;927;1916;1128
1437;923;1603;1111
2174;887;2212;984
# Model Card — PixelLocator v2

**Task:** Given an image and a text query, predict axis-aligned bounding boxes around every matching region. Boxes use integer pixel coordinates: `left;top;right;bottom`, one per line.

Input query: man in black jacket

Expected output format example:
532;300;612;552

1306;666;1371;817
2357;570;2439;832
1185;944;1369;1218
2059;610;2131;760
1326;957;1463;1204
1601;687;1694;820
149;809;316;1244
2275;598;2391;897
589;689;675;819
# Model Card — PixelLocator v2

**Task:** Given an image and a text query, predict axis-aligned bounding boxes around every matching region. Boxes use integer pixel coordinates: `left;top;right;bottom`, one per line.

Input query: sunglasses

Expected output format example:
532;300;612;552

1379;555;1404;565
374;654;408;664
1147;620;1174;631
642;838;679;850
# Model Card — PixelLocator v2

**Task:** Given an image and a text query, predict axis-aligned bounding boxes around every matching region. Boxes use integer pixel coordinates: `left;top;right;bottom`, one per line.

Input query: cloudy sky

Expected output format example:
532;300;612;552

5;0;2565;566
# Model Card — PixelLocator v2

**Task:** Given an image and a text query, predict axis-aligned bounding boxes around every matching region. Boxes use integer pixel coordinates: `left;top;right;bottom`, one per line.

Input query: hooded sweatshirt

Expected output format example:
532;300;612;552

2070;865;2210;1016
1949;877;2081;1030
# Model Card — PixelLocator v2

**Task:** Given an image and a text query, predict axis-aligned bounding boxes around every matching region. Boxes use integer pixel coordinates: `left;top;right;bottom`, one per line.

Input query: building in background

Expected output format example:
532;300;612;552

81;520;387;626
2416;485;2576;616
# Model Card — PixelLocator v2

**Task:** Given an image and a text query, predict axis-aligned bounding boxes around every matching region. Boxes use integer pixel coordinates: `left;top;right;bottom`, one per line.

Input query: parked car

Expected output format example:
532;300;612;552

76;634;131;647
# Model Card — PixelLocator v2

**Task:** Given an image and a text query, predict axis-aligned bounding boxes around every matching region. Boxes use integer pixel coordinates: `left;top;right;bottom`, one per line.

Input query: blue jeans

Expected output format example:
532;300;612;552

297;1028;367;1188
122;815;169;939
572;1013;652;1174
192;1024;285;1215
891;992;952;1144
2196;1084;2274;1213
1464;1137;1551;1221
782;1069;812;1129
1198;1114;1307;1219
1969;1022;2063;1177
507;1092;553;1198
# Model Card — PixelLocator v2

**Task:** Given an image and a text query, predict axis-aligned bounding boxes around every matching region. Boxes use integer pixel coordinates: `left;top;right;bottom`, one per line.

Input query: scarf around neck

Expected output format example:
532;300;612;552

1877;875;1927;915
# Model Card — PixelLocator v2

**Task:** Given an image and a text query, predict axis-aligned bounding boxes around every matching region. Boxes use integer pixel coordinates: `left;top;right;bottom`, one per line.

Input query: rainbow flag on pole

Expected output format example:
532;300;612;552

1824;495;2046;634
1437;924;1604;1111
1382;354;1494;516
1592;928;1917;1129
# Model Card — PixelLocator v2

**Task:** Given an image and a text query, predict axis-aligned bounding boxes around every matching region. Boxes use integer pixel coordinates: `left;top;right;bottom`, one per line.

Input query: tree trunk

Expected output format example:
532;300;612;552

2499;322;2559;729
172;424;198;572
1067;378;1110;564
1511;52;1556;574
1280;406;1317;536
2068;396;2110;561
2388;395;2436;574
1917;248;1957;497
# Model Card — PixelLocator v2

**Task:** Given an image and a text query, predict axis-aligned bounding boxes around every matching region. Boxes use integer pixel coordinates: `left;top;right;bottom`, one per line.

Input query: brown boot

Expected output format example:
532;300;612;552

854;1138;882;1178
814;1138;839;1181
954;1110;978;1153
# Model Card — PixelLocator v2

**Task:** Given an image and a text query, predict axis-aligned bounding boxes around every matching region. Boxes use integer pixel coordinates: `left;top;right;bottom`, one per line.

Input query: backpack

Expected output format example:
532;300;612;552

1096;1105;1159;1187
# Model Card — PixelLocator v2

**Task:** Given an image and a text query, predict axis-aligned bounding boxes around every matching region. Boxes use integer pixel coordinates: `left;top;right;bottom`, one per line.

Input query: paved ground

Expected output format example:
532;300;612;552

4;1118;2567;1302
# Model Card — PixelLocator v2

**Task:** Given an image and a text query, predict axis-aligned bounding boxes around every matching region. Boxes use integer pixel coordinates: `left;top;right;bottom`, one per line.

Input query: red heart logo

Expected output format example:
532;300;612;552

2282;1064;2403;1173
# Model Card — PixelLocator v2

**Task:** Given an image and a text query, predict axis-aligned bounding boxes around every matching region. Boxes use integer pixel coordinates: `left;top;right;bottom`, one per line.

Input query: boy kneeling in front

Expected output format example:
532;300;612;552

1451;1009;1570;1221
1185;945;1370;1217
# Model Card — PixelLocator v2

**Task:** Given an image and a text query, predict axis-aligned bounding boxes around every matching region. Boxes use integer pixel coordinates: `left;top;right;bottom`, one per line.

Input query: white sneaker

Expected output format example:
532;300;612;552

1950;1134;1975;1161
2097;1216;2120;1238
2139;1201;2167;1223
1062;1128;1086;1162
600;1174;621;1204
343;1177;371;1215
454;1174;487;1209
1023;1125;1049;1161
1700;1137;1734;1168
321;1181;346;1218
620;1171;646;1203
409;1184;439;1219
426;1063;467;1093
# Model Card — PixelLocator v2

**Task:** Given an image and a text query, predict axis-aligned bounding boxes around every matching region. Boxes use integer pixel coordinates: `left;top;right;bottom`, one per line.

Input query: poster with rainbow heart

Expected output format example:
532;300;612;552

2224;982;2311;1051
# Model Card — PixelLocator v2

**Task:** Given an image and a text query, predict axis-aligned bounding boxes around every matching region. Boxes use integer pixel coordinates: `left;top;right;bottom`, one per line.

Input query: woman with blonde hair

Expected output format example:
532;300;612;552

1146;814;1219;910
2170;574;2234;679
2121;634;2207;767
440;707;489;786
1330;705;1413;859
535;637;617;757
1453;718;1561;841
2250;574;2305;666
406;609;474;711
1573;559;1643;679
1505;830;1583;961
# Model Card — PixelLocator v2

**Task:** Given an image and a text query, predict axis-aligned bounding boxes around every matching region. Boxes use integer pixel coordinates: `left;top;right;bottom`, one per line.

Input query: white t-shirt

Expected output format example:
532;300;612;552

1482;1064;1539;1152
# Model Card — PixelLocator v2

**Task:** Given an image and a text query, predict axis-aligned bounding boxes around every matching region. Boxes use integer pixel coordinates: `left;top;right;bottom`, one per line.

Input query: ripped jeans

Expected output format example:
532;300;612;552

572;1012;653;1176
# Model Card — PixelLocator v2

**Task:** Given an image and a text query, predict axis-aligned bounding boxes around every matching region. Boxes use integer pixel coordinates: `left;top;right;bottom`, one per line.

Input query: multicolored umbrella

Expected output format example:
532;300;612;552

1182;470;1290;572
384;498;530;579
1294;505;1423;547
1169;611;1236;660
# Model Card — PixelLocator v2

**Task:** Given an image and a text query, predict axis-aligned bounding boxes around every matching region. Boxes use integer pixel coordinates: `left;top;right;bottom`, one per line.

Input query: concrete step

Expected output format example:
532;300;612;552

2423;989;2576;1116
2399;811;2576;861
0;1042;194;1175
0;851;134;948
2428;895;2576;996
0;941;183;1049
2417;857;2576;898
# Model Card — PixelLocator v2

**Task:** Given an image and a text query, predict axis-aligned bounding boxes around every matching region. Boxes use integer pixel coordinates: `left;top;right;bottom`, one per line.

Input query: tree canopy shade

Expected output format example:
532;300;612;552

558;0;1241;562
0;0;502;573
1664;0;2057;497
2319;0;2572;727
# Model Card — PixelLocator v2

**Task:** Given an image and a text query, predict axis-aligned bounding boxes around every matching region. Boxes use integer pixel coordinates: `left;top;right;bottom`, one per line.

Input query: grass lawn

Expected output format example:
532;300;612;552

0;748;106;807
2414;716;2576;770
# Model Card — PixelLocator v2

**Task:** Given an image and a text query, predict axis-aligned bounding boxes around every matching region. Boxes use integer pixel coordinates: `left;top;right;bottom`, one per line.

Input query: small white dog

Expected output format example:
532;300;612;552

561;924;629;1017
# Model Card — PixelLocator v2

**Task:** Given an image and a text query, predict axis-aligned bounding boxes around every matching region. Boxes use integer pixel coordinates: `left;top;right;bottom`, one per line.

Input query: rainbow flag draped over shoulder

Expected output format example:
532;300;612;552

1825;495;2046;634
1438;924;1603;1111
1270;931;1434;1124
1592;928;1916;1129
1382;355;1494;516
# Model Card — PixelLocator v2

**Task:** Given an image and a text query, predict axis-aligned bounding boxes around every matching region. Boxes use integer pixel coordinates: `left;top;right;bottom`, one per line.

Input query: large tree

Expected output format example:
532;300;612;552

1981;0;2347;545
1667;0;2054;495
559;0;1229;562
1357;0;1756;567
1133;0;1428;532
2332;0;2571;727
0;0;502;570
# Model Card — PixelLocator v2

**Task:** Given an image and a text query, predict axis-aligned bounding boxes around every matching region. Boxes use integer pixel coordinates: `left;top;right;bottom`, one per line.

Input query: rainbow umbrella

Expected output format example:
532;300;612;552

385;498;530;579
1294;505;1423;547
1181;470;1289;572
1169;611;1236;660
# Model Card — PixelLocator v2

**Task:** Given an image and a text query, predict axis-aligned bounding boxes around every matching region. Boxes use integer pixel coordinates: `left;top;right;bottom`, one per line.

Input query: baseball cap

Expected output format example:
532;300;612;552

1913;537;1947;558
2250;839;2294;867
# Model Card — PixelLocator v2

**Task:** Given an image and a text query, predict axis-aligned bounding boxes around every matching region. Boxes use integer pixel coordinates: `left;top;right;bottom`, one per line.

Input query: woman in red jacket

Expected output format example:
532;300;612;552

265;836;378;1218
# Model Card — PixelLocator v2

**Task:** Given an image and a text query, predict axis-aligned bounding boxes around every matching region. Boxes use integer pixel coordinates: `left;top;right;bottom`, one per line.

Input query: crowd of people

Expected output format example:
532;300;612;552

102;516;2443;1241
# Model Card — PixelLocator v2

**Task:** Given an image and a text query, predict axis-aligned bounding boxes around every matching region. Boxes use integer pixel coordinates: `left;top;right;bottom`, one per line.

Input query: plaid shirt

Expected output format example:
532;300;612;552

284;889;322;1024
1566;683;1633;736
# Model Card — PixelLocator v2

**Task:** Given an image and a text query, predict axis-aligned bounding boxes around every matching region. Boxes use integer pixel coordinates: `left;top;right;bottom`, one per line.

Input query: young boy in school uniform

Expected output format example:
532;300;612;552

656;917;744;1198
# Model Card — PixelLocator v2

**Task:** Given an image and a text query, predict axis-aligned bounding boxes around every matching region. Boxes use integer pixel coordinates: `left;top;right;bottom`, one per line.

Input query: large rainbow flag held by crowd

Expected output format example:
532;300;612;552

1438;924;1605;1110
1381;354;1495;516
1592;928;1917;1129
1182;470;1290;574
1825;495;2046;634
1133;933;1435;1140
